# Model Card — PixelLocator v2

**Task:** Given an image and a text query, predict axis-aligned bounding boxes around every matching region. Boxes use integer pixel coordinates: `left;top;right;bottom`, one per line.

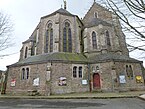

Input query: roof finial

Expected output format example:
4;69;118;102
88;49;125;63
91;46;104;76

94;0;96;2
63;0;67;10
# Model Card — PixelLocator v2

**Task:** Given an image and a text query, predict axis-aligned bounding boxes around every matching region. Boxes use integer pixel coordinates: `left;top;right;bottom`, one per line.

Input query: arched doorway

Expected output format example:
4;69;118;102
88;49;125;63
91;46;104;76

93;73;101;89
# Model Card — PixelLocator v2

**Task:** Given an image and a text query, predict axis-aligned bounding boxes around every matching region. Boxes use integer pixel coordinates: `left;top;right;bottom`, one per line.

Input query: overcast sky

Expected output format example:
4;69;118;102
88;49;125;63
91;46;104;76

0;0;144;70
0;0;95;70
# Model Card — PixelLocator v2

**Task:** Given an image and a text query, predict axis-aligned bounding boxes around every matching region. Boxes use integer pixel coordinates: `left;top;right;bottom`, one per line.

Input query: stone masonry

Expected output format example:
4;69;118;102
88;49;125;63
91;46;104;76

6;1;145;95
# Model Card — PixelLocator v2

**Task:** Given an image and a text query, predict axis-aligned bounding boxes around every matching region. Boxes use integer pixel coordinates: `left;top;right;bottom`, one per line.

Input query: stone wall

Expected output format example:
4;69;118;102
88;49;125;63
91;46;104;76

50;63;89;94
6;63;47;95
6;62;90;95
89;61;145;92
115;62;145;91
83;3;113;25
83;25;121;58
36;13;82;54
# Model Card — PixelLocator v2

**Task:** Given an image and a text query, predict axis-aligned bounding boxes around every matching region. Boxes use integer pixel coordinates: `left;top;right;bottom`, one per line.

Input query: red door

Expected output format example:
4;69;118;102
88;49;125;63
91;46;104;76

93;73;101;89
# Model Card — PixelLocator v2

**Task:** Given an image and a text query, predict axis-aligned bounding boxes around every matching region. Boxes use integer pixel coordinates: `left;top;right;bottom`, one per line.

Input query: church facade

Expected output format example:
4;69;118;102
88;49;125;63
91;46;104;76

6;1;145;95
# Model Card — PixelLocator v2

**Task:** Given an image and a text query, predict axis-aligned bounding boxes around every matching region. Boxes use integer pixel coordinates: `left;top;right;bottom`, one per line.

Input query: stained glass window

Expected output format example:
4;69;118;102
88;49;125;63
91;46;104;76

63;22;72;52
92;31;97;49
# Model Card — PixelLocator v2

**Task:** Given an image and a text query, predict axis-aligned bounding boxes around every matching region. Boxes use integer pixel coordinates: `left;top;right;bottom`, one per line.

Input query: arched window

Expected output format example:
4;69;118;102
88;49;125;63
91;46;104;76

92;31;97;49
126;65;134;79
45;30;49;53
50;28;53;52
106;30;111;46
63;27;67;52
68;28;72;52
73;66;77;78
45;23;53;53
22;68;25;80
26;68;29;79
78;66;82;78
24;47;28;58
126;65;129;77
94;12;98;18
63;22;72;52
129;65;133;79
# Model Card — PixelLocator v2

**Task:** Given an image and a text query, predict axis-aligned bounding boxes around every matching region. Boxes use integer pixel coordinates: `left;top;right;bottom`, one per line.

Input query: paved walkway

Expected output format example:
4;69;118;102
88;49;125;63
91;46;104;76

0;91;145;99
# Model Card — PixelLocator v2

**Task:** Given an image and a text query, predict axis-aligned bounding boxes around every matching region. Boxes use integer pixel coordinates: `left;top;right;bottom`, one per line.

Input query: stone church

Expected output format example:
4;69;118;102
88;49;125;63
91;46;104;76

6;1;145;95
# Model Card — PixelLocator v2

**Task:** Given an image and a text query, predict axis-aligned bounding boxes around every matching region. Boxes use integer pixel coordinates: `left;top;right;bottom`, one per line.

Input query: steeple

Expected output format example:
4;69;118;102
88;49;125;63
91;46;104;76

63;0;67;10
94;0;96;2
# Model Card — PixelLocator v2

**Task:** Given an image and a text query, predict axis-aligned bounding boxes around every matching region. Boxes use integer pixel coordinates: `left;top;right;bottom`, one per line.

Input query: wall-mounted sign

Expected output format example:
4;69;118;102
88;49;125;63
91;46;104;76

82;80;87;85
11;79;16;87
58;77;67;86
119;75;126;84
33;78;40;86
136;75;143;83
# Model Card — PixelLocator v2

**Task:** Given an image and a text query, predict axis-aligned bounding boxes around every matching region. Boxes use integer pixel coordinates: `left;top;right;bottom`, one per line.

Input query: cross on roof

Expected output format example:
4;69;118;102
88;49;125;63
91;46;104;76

63;0;66;9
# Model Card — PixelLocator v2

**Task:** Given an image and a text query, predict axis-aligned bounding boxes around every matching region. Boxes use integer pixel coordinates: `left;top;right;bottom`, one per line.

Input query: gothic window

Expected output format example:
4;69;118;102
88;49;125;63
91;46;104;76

129;65;133;79
63;27;67;52
106;30;111;46
50;28;53;52
26;68;29;79
92;31;97;49
68;28;72;52
63;22;72;52
73;66;77;78
22;68;25;80
126;65;129;77
78;66;82;78
45;30;49;53
24;47;28;58
126;65;134;79
45;23;53;53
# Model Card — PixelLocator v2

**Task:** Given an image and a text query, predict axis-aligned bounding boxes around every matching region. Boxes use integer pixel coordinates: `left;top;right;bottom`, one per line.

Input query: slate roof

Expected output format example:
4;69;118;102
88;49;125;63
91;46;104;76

8;52;142;68
9;52;88;67
89;53;142;63
85;18;112;28
41;8;75;19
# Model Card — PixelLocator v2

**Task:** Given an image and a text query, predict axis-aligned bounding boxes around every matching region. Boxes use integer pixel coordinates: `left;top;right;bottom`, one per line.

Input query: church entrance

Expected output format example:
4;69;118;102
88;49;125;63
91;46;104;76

93;73;101;89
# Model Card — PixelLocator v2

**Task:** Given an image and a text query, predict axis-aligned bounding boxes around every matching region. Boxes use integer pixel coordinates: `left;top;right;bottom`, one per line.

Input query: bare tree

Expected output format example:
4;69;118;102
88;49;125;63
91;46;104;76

0;11;14;57
96;0;145;53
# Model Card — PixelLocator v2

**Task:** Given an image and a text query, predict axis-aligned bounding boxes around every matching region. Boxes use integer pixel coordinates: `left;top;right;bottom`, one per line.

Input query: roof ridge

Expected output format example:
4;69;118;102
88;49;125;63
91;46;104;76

41;8;76;19
83;2;111;21
83;2;95;21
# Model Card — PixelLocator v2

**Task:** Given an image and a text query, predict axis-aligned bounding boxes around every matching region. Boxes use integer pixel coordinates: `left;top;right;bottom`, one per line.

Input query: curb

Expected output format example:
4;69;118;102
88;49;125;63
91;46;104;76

0;92;145;99
0;95;138;99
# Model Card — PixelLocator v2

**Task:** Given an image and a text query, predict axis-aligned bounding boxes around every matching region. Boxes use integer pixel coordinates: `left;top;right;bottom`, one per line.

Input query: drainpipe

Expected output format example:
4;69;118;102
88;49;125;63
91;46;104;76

0;74;5;95
87;63;92;92
0;75;3;95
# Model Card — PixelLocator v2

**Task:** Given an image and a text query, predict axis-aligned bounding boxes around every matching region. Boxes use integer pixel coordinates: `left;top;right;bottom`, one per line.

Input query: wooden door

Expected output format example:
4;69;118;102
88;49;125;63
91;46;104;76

93;73;101;89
